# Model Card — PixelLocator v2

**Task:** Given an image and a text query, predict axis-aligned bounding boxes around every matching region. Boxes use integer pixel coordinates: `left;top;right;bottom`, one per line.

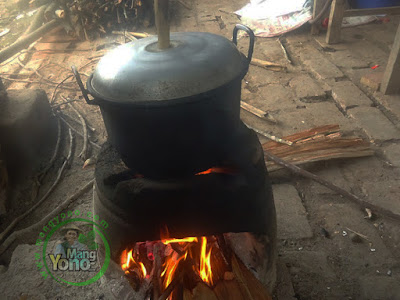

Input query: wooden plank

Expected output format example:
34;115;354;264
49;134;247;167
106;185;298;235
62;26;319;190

214;280;247;300
344;6;400;17
311;0;327;35
326;0;346;44
231;254;273;300
262;124;340;150
381;23;400;94
261;125;374;172
240;101;277;124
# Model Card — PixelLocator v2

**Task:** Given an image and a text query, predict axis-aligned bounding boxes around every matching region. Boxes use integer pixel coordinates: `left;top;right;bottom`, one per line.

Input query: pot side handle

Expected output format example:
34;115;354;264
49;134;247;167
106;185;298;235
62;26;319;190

71;65;97;105
232;24;255;63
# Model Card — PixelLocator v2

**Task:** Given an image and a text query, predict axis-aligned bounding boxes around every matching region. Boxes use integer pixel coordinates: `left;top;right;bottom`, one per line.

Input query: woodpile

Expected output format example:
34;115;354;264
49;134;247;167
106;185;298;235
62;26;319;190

263;125;374;172
22;0;155;40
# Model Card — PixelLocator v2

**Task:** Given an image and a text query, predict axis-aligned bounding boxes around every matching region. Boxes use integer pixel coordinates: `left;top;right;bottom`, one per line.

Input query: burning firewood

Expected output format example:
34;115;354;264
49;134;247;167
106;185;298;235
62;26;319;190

119;234;273;300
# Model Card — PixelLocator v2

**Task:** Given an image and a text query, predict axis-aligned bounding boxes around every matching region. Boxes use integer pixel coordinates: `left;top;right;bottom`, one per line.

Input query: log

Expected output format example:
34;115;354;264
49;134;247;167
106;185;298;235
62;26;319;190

44;2;58;21
231;254;273;300
0;19;60;63
250;58;286;72
20;4;47;39
183;254;272;300
187;282;219;300
214;279;247;300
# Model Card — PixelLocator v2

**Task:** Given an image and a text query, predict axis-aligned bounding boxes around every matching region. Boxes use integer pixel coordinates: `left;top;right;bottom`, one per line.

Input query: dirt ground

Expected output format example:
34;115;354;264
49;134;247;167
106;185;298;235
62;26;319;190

0;0;399;299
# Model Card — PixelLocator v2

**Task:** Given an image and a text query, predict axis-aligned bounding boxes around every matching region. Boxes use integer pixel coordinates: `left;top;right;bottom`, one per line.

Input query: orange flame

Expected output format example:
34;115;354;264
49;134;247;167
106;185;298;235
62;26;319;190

162;237;198;245
161;252;186;290
139;262;147;277
121;249;147;278
199;237;213;285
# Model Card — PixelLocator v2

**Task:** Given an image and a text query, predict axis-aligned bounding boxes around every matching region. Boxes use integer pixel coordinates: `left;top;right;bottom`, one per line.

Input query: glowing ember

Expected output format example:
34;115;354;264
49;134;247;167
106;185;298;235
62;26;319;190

195;167;235;175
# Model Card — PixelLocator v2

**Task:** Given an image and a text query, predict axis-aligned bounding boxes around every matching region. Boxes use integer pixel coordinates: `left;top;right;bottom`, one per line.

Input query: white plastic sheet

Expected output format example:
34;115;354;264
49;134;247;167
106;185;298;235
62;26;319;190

235;0;312;37
236;0;309;19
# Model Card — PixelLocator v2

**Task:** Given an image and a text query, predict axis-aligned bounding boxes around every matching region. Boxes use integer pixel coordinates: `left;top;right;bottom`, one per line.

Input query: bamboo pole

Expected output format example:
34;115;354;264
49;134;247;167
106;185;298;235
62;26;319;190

154;0;170;49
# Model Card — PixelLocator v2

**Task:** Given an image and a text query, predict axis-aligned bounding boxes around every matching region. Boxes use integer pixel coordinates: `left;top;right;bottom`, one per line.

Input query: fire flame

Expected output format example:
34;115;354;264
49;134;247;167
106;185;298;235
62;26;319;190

161;252;186;290
121;249;147;278
121;236;215;295
199;237;213;285
162;237;198;244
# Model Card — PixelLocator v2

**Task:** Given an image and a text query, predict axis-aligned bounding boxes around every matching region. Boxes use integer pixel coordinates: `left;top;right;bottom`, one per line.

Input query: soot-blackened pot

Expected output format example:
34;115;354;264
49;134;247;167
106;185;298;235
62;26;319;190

73;25;255;179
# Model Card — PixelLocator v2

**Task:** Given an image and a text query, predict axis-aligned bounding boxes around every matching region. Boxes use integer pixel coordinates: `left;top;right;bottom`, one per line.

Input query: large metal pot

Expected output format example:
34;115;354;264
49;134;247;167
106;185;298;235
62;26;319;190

73;25;255;179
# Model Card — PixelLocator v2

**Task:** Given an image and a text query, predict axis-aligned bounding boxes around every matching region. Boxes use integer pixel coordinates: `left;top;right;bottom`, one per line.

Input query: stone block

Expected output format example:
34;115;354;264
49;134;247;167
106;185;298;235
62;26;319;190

289;74;328;101
282;250;336;280
316;204;397;268
327;50;371;69
282;250;339;298
308;165;352;196
298;45;344;80
361;179;400;218
331;81;373;110
303;58;344;81
359;275;400;300
383;143;400;167
374;92;400;122
360;71;384;91
0;89;56;179
348;107;400;142
275;260;297;300
273;184;313;239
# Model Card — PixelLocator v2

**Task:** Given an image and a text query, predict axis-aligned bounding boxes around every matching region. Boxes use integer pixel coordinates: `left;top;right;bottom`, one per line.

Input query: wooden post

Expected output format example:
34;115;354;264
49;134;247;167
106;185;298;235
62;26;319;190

311;0;327;35
154;0;170;49
381;23;400;95
326;0;345;44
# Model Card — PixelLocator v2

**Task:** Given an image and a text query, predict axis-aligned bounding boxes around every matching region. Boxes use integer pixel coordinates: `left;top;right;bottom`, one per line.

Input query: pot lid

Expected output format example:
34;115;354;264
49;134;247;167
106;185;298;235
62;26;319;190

88;32;246;103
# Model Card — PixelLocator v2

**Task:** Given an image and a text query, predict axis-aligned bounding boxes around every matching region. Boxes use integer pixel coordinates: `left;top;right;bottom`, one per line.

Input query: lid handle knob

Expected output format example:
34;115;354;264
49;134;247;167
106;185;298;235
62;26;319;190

154;0;170;50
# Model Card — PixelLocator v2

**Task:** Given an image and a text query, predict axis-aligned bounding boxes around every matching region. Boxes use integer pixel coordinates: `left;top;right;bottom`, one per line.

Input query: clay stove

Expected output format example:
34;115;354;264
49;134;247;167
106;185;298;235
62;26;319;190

93;122;277;299
80;5;277;297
